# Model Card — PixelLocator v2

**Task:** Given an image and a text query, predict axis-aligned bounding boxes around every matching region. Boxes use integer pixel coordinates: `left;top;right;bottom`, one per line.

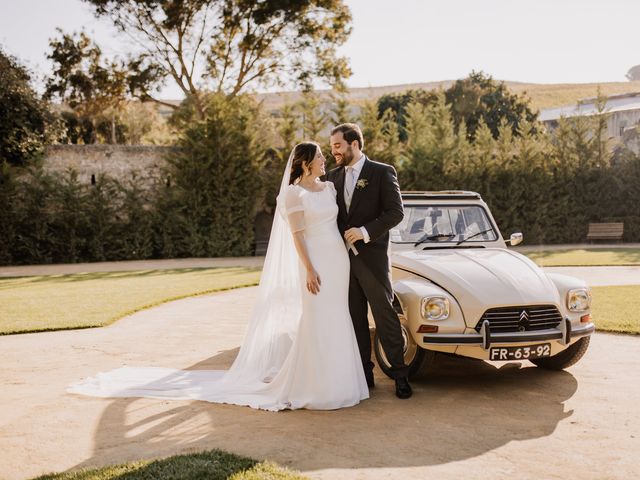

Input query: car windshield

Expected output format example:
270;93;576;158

390;204;499;244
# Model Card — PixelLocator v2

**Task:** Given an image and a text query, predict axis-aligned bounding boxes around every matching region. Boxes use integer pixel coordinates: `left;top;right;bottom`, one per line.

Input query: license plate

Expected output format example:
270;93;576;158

489;343;551;361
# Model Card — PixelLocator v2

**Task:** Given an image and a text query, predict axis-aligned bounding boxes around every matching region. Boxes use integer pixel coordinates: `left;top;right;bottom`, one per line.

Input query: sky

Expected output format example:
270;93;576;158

1;0;639;99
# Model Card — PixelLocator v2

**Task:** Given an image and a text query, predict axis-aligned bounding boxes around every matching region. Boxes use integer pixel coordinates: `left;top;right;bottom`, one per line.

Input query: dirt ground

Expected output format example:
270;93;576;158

1;287;639;480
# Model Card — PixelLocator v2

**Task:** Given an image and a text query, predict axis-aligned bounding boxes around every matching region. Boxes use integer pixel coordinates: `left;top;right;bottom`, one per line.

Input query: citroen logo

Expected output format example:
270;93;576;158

518;310;530;332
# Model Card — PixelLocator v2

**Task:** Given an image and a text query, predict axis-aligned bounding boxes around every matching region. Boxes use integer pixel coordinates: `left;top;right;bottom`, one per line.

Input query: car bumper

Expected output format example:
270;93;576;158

422;320;595;350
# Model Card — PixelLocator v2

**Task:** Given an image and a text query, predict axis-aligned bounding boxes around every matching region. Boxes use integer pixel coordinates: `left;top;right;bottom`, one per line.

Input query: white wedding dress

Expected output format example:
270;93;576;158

68;180;369;411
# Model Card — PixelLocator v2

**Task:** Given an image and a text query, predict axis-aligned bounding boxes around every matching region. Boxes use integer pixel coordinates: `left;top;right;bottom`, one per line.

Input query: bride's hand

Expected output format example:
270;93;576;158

306;268;321;295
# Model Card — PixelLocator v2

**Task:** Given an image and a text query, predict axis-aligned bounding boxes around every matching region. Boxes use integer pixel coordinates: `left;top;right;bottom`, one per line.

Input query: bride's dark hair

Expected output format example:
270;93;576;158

289;142;319;185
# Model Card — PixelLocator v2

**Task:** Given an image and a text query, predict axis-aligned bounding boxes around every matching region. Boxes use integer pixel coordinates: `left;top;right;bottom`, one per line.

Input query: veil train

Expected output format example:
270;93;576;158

68;150;304;405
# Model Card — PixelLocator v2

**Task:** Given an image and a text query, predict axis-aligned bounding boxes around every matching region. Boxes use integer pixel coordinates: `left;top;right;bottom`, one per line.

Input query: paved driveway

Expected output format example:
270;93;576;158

1;287;638;480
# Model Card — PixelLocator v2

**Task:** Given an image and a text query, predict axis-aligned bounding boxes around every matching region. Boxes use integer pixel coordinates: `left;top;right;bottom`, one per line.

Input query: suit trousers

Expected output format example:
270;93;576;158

348;248;409;379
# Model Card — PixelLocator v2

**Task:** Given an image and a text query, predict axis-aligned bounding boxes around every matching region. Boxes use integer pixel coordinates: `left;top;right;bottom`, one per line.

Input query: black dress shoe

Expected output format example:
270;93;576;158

395;377;412;399
365;370;375;388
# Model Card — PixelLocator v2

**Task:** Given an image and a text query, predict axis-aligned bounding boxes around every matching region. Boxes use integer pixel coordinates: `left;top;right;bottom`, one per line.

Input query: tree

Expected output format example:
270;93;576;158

358;101;402;169
0;162;17;263
376;76;537;143
444;71;538;140
298;91;326;144
118;101;175;145
330;90;353;125
626;65;640;81
45;30;155;143
376;89;439;141
400;94;464;191
0;48;61;166
277;102;300;155
255;100;300;213
164;93;268;256
84;0;353;119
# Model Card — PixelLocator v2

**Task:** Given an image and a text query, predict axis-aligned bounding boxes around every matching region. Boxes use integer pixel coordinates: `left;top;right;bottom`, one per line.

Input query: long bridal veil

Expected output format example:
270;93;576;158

68;150;303;401
223;149;302;384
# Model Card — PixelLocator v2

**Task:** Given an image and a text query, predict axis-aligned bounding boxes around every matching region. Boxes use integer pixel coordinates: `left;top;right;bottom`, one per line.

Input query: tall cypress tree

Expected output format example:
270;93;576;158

298;91;326;144
166;94;267;257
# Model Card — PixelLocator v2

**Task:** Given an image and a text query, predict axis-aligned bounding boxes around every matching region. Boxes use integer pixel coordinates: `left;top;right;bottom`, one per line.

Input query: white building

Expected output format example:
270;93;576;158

539;92;640;140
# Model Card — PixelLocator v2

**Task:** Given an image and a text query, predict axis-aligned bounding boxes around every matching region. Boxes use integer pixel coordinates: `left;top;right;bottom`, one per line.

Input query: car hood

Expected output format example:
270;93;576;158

391;248;563;327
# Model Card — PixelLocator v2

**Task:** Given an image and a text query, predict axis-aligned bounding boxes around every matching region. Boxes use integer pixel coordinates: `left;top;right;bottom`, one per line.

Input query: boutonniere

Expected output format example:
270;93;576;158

356;179;368;190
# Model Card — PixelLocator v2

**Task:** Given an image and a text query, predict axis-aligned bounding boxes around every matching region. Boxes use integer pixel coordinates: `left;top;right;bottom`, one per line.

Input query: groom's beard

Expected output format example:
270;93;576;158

335;146;354;166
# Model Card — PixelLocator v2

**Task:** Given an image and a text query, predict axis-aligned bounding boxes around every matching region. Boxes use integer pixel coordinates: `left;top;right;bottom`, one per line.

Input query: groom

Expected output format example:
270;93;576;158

326;123;412;399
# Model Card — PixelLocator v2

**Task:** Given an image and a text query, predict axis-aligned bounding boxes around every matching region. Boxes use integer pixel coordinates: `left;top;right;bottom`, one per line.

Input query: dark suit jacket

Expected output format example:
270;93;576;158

326;156;404;256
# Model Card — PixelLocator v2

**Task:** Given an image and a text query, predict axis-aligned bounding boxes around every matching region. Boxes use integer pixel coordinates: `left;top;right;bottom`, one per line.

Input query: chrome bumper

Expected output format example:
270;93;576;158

422;319;595;350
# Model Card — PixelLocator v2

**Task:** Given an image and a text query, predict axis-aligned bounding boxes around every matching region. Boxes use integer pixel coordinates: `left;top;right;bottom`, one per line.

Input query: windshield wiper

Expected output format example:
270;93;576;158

414;233;455;247
456;229;493;245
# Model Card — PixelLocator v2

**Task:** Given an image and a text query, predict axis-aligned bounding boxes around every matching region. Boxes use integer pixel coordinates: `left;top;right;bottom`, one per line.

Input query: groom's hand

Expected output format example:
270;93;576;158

344;227;364;244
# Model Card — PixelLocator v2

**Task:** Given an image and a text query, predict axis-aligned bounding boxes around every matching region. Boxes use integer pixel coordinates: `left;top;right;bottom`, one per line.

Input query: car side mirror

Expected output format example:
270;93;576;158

506;232;523;246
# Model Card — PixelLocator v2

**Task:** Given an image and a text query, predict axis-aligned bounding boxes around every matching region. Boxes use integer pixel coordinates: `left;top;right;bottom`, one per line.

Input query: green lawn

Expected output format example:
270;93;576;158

523;248;640;266
0;267;261;335
33;449;306;480
1;263;638;336
591;285;640;335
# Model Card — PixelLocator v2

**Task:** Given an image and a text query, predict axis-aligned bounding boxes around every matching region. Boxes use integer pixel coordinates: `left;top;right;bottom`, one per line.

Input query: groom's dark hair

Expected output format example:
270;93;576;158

331;123;364;150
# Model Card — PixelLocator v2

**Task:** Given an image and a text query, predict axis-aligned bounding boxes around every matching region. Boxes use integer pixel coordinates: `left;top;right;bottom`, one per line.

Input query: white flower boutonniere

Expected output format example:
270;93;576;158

356;179;368;190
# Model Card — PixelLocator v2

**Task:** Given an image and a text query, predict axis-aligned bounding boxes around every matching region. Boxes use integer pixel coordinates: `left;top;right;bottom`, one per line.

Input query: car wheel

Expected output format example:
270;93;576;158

530;336;591;370
373;322;435;380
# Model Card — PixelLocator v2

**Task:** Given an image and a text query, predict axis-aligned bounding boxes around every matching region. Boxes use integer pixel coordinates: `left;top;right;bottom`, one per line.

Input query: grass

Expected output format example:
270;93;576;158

0;267;261;335
2;257;638;336
517;249;640;333
33;449;307;480
523;248;640;266
591;285;640;335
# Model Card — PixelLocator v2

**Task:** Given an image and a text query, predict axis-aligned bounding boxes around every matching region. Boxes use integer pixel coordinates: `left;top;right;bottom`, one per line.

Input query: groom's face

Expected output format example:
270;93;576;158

330;132;355;166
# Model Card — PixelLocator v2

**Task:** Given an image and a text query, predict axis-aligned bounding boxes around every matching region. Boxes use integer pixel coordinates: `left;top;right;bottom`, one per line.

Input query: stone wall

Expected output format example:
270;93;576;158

42;144;274;253
43;145;174;185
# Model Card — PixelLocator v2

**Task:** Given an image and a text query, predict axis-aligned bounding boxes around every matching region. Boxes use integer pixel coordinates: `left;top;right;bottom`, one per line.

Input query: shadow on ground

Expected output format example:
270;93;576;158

68;349;577;474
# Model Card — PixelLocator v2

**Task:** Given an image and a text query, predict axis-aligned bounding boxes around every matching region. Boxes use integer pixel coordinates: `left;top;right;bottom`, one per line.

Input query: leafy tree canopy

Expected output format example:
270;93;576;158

377;89;439;141
445;71;538;139
0;48;61;166
83;0;353;119
45;29;164;143
377;72;538;141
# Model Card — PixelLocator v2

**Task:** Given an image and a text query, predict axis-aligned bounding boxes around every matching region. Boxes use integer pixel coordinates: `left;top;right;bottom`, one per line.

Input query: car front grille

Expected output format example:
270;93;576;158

474;305;563;333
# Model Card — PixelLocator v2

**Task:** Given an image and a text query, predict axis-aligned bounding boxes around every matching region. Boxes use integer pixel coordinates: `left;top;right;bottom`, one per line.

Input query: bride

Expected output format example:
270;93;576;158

68;142;369;411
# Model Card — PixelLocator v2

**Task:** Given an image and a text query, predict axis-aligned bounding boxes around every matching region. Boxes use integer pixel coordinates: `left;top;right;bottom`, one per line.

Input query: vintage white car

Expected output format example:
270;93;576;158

374;191;595;379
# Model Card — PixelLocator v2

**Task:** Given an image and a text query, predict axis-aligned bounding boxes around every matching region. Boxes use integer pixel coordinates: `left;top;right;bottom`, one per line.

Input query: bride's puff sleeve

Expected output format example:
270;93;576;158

284;186;305;233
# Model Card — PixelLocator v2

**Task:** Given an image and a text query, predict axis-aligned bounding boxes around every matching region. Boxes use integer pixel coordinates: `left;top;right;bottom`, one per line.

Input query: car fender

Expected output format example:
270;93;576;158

393;278;467;337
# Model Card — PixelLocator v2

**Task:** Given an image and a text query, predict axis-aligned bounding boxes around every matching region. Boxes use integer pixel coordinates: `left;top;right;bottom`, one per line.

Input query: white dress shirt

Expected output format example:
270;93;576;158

344;154;370;243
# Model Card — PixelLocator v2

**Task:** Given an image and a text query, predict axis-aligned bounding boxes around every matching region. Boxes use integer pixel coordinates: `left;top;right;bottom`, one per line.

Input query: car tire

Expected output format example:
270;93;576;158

530;336;591;370
373;328;436;380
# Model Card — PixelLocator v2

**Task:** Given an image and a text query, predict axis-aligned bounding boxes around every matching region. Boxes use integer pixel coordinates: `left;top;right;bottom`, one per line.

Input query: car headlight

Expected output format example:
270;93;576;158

567;288;591;312
421;296;450;320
